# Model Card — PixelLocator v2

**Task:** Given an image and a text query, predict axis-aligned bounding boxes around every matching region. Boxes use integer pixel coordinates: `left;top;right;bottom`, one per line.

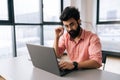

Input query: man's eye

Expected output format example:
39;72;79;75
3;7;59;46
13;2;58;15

70;23;74;27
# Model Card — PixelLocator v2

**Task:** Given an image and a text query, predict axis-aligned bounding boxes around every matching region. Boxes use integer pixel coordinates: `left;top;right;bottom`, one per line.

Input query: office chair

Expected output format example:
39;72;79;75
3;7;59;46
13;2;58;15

102;51;107;70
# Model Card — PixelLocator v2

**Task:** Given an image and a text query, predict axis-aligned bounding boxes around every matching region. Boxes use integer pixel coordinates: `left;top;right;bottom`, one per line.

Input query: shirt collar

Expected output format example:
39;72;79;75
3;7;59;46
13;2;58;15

80;29;85;40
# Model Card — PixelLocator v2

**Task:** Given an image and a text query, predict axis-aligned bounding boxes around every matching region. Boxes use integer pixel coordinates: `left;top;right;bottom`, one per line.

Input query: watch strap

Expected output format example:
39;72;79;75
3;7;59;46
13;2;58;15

73;62;78;70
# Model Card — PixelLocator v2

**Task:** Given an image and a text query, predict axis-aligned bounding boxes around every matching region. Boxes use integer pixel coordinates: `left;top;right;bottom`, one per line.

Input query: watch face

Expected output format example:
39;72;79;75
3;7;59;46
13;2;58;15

73;62;78;70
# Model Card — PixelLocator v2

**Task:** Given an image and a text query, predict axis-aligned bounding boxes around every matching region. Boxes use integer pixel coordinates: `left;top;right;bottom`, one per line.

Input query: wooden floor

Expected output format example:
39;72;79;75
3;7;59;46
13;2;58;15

103;56;120;74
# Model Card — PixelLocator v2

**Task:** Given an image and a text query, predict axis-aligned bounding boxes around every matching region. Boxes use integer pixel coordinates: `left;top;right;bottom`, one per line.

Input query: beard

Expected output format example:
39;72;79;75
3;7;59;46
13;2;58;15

68;25;80;39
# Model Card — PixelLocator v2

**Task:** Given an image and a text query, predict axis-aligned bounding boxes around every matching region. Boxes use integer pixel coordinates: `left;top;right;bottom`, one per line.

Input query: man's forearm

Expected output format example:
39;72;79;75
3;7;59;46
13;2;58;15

78;60;101;69
53;37;61;58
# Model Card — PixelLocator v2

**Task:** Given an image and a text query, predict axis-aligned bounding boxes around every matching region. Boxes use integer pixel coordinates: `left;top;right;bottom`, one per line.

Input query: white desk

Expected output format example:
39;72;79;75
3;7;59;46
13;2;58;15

0;56;120;80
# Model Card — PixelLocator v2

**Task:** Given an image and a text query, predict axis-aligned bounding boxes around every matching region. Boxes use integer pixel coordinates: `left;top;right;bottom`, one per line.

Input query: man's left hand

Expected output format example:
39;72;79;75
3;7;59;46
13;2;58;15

59;61;74;70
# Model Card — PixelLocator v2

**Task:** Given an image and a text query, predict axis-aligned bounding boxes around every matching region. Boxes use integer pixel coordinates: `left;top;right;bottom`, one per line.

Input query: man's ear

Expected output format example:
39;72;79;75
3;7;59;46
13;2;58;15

77;19;81;25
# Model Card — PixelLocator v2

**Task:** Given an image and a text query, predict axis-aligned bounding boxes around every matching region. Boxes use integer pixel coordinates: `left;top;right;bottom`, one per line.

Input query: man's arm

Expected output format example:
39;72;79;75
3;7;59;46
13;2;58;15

78;59;101;69
76;33;102;69
59;59;101;70
53;26;64;58
82;34;102;69
54;37;62;58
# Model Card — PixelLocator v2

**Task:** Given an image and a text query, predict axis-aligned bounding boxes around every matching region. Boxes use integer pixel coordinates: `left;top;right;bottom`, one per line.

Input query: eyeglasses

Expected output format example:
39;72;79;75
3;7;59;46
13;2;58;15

63;22;75;29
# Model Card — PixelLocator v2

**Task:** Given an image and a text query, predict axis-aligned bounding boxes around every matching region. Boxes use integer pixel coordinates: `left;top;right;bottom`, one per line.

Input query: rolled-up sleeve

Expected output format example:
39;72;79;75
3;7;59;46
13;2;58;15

88;34;102;65
58;35;66;55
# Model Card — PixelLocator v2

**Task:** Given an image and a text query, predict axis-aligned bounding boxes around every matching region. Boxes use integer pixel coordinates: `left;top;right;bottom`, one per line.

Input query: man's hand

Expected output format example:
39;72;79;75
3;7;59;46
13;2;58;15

55;26;64;38
59;61;74;70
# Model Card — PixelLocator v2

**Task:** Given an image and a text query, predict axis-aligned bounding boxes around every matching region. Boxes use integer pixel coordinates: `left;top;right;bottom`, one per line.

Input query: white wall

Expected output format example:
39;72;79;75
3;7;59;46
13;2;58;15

71;0;81;11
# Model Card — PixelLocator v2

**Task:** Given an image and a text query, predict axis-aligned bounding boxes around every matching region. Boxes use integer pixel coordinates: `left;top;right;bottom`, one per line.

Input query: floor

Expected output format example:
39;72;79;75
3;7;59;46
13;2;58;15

103;56;120;74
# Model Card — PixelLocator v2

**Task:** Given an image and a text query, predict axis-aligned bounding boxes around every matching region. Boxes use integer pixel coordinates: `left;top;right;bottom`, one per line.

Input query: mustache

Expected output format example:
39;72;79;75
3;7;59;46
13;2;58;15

68;30;78;38
68;30;75;34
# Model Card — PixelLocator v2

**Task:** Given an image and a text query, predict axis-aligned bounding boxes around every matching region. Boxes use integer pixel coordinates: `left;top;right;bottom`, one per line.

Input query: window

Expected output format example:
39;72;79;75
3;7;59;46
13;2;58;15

13;0;42;56
97;0;120;24
43;0;61;22
0;0;13;24
14;0;42;23
15;25;41;56
97;0;120;52
42;0;62;46
0;26;13;58
97;24;120;52
43;0;71;47
0;0;69;58
44;25;60;47
0;0;8;20
0;0;43;58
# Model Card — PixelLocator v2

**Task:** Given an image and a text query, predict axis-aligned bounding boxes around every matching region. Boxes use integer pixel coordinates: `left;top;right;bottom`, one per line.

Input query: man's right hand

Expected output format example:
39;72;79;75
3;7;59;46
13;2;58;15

55;26;64;38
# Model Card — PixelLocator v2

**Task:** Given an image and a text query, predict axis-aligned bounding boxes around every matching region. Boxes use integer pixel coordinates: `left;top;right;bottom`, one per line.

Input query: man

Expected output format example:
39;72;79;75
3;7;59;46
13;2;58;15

54;6;102;70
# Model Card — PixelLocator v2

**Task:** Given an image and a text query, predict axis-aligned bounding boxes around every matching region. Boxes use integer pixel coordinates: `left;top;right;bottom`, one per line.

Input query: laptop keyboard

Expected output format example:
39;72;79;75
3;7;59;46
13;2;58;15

59;69;73;76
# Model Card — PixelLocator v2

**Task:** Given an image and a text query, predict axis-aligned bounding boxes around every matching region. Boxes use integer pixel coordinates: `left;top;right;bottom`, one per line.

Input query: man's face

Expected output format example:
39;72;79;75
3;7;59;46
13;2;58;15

63;18;81;39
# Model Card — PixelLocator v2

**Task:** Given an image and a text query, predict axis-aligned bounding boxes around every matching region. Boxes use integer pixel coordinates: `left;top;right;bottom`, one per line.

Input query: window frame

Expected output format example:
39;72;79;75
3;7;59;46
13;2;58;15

0;0;14;25
96;0;120;24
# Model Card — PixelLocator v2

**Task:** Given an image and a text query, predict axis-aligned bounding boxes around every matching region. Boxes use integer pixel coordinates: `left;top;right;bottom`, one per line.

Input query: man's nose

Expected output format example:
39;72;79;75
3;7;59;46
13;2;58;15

67;26;72;31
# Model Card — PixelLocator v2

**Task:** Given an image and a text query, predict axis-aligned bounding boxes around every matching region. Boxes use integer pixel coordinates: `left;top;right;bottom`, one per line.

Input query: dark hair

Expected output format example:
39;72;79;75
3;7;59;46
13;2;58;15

60;6;80;21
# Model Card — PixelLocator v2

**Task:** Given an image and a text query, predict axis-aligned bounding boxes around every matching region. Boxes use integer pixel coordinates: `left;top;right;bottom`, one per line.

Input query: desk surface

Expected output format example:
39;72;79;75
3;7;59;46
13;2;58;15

0;56;120;80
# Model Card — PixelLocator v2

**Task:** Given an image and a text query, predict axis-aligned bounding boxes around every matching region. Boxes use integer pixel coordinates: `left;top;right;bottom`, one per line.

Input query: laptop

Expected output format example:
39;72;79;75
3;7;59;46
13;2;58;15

26;44;74;76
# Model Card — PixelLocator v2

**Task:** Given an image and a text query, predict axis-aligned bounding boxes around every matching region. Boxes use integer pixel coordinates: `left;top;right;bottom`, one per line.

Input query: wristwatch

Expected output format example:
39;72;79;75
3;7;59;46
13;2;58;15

73;62;78;70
